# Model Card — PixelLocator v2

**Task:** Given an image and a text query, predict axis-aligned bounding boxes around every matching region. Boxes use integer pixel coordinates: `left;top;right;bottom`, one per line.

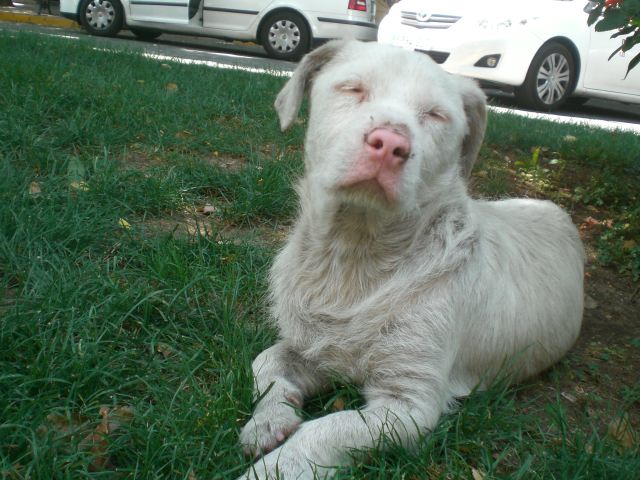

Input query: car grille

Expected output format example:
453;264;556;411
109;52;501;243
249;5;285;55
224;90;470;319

416;50;450;64
400;11;461;29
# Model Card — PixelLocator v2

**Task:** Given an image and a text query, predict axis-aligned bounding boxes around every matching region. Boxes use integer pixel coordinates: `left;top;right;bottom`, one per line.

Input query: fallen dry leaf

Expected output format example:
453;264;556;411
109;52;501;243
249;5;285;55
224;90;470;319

118;218;131;230
581;217;601;229
156;342;173;359
38;411;90;439
69;180;89;192
166;82;178;92
36;406;131;470
29;181;41;196
196;204;216;215
608;414;635;450
471;467;486;480
332;398;346;412
80;405;135;471
175;130;193;139
584;294;598;310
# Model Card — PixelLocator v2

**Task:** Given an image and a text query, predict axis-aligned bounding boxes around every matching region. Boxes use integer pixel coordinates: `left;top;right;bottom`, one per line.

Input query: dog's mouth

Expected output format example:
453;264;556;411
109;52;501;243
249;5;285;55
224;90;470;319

337;178;396;204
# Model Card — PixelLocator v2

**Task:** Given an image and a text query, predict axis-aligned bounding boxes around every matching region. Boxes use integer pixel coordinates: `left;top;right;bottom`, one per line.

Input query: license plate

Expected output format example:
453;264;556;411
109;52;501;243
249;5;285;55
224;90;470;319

391;31;430;51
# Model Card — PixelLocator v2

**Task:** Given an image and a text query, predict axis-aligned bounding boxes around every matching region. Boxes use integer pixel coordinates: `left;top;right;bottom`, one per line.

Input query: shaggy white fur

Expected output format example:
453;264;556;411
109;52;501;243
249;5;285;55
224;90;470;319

238;40;584;479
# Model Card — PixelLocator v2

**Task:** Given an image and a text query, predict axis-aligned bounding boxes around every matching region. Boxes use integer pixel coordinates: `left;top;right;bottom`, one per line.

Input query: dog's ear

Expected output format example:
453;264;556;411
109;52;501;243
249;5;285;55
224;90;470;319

458;78;487;178
275;40;346;131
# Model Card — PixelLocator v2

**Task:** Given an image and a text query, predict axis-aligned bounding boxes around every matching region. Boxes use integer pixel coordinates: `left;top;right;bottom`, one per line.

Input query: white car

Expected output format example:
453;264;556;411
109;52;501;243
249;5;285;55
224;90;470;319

59;0;378;60
378;0;640;110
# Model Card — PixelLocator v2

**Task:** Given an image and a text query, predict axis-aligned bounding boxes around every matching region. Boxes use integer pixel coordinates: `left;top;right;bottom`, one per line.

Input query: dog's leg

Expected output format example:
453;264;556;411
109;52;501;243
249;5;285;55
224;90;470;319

240;368;449;479
239;342;328;458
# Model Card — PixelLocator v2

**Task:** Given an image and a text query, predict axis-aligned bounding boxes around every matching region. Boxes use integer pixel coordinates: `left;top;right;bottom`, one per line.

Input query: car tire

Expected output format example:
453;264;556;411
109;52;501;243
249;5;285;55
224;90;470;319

515;42;576;111
79;0;124;37
130;28;162;42
260;11;310;61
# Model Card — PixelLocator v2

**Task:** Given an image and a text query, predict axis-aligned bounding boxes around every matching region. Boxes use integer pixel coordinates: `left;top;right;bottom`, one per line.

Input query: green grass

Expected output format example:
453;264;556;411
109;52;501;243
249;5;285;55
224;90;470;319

479;109;640;280
1;30;638;478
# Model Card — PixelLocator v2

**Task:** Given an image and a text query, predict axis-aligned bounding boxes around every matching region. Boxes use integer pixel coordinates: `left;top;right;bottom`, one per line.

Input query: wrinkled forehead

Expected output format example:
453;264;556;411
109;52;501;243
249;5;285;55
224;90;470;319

313;43;461;108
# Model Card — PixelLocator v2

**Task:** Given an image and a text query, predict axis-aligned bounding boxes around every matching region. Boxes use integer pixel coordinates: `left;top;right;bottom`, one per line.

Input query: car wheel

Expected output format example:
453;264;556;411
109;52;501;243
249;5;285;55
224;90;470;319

515;42;576;111
79;0;124;37
260;11;310;61
130;28;162;42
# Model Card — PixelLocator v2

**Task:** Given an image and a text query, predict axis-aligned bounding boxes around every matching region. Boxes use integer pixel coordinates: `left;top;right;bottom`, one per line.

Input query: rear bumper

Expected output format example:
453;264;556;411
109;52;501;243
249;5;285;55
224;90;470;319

312;15;377;42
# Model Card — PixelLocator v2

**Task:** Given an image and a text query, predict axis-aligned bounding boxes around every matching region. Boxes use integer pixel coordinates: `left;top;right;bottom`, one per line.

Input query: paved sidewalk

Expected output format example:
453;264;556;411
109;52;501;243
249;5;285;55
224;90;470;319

0;0;78;29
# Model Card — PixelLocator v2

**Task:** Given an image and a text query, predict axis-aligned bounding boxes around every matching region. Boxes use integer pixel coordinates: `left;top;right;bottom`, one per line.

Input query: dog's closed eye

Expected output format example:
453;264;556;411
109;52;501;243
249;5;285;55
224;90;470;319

418;108;448;123
335;81;369;102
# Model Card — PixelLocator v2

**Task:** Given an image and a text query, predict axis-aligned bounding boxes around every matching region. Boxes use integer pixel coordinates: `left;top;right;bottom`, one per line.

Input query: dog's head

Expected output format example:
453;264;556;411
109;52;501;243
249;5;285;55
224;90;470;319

276;40;486;211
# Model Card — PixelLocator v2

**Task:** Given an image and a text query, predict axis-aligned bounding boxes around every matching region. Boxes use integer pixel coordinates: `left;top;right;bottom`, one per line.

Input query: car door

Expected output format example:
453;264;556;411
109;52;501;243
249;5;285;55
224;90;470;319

203;0;268;32
583;27;640;96
128;0;192;24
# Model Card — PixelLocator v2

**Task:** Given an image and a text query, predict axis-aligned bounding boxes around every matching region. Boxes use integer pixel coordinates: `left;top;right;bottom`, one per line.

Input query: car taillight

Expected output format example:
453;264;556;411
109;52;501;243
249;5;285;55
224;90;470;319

348;0;367;12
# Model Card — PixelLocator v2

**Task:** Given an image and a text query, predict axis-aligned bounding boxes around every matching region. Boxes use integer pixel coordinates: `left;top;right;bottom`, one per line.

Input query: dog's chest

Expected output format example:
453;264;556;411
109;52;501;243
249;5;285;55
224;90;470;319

275;241;399;381
288;303;383;382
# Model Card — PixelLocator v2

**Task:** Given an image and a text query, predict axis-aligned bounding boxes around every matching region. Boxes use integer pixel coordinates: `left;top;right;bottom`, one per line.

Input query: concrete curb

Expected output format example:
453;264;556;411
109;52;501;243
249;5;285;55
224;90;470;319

0;10;78;29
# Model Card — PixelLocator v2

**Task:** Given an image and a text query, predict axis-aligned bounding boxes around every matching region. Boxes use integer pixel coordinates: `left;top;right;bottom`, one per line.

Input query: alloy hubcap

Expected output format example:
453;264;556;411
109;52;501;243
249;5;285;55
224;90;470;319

536;53;570;105
86;0;115;30
268;20;300;53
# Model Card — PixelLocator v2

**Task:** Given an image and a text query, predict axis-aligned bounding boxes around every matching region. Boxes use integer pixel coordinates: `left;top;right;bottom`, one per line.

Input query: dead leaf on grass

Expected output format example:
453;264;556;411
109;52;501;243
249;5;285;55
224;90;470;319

70;180;89;192
584;294;599;310
471;467;486;480
175;130;193;139
37;405;134;471
38;411;90;439
156;342;174;359
166;82;179;92
29;181;41;196
332;397;346;412
80;406;135;471
118;218;132;230
608;414;636;450
196;204;216;215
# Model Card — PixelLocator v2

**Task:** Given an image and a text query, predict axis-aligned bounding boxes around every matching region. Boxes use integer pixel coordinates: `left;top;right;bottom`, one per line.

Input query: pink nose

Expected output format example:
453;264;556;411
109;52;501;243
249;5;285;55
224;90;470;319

364;127;411;168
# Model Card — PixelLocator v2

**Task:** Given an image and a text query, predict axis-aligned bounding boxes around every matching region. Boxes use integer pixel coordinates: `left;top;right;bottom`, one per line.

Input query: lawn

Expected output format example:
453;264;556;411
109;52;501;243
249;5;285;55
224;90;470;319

0;30;638;479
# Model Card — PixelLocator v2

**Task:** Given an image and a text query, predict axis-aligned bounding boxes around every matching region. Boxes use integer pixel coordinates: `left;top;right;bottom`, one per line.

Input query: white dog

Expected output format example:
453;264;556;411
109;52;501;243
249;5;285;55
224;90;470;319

238;40;584;479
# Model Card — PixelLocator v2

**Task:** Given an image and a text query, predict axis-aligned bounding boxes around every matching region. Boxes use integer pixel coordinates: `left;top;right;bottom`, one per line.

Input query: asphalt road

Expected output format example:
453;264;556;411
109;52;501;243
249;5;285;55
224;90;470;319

2;20;640;134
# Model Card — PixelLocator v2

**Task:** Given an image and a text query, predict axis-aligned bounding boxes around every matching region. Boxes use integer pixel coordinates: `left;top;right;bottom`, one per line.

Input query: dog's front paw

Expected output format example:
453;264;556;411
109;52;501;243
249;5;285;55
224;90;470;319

239;405;302;458
238;446;317;480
